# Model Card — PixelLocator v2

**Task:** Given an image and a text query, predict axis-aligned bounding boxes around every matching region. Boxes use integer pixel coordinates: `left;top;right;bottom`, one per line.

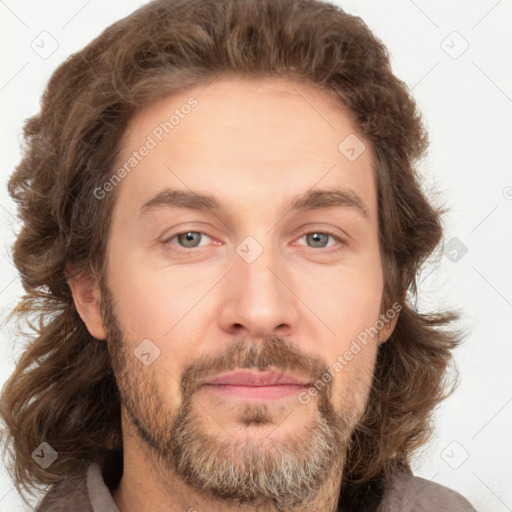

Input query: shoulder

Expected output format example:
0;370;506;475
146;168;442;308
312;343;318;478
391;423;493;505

380;469;478;512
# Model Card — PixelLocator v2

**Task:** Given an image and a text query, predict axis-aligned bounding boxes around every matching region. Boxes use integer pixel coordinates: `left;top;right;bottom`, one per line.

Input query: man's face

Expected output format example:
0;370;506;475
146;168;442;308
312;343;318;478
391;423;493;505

95;77;392;507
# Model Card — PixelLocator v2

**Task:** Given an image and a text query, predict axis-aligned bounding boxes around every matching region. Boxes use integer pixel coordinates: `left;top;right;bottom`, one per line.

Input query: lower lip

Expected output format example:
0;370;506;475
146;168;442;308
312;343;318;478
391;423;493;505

202;384;308;400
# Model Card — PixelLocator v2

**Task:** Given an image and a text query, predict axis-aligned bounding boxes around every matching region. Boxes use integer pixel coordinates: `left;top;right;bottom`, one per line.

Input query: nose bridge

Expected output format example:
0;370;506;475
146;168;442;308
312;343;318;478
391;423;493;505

220;232;297;337
235;233;284;302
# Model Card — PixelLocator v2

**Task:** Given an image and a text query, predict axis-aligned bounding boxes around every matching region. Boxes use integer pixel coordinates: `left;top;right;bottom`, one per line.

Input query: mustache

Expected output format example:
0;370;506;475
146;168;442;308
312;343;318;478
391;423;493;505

180;336;331;398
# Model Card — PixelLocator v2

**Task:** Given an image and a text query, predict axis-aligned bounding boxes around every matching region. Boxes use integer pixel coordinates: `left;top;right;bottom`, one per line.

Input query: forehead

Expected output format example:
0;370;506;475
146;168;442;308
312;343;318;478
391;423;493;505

112;76;377;223
124;76;364;155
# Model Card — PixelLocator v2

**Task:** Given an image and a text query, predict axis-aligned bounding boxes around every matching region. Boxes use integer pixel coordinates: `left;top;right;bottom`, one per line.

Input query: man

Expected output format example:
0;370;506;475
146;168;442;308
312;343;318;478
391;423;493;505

0;0;477;510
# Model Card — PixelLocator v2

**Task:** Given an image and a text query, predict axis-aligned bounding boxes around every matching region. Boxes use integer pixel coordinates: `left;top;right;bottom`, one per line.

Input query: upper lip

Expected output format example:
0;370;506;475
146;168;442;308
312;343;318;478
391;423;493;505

201;370;311;387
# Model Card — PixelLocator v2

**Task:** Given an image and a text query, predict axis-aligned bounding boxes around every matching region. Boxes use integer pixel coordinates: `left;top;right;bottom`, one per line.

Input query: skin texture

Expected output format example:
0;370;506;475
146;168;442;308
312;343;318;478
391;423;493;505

69;76;398;512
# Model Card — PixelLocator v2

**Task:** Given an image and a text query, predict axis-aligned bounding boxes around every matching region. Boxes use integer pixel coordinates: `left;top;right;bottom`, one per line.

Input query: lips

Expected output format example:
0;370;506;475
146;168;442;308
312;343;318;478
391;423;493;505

201;370;310;387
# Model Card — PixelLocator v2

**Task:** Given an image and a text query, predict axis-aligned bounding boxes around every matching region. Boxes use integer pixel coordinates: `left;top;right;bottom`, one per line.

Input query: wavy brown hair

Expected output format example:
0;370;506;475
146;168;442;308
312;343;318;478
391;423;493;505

0;0;463;509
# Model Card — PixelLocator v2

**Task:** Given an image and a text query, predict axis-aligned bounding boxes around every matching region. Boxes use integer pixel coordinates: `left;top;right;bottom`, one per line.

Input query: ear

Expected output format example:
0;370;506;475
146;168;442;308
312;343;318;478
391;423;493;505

66;264;107;340
377;311;399;344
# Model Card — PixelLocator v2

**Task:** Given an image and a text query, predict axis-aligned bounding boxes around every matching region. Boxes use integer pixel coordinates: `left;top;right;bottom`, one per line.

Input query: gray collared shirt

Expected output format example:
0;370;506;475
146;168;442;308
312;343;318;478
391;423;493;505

35;462;478;511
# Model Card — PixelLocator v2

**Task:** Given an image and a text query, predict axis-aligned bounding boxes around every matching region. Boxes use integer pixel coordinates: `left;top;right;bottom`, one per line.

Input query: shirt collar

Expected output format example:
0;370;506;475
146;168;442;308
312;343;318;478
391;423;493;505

87;462;121;512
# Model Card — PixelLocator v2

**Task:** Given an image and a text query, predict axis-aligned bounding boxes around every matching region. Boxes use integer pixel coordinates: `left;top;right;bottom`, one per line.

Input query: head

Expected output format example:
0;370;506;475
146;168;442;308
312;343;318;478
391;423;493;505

0;0;462;510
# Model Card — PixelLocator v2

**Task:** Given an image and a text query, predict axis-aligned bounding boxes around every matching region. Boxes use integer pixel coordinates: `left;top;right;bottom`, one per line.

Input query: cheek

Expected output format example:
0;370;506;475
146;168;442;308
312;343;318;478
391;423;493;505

333;281;383;343
299;254;384;342
296;248;383;400
327;326;379;417
105;263;192;408
104;249;210;396
105;244;204;341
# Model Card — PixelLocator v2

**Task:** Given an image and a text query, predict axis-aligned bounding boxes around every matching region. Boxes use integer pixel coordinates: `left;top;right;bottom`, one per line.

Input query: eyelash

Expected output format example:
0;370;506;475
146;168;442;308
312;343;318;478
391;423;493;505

162;229;346;254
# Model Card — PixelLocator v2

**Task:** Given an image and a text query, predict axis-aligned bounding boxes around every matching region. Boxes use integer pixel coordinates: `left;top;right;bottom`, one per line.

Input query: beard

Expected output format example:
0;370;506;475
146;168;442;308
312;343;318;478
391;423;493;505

99;281;372;511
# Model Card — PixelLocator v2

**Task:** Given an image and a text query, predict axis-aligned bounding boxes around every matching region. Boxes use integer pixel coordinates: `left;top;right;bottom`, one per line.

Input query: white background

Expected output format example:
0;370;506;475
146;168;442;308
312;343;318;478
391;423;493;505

1;1;511;510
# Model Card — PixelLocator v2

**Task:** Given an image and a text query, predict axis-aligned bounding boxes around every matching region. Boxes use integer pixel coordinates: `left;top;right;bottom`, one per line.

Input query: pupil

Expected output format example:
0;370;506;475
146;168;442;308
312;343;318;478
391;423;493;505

181;232;199;247
310;233;327;247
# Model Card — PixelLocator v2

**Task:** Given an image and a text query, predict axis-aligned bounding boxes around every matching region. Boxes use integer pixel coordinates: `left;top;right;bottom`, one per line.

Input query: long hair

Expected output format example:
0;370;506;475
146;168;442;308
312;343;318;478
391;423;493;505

0;0;463;508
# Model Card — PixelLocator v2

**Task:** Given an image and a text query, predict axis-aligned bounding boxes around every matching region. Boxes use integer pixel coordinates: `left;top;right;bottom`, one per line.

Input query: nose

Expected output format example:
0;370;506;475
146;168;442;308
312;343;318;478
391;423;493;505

217;239;300;340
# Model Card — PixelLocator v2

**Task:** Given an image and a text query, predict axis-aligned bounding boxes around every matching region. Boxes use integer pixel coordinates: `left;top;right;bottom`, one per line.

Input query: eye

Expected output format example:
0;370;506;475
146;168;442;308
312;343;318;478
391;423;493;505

296;231;345;253
164;231;213;249
162;229;346;253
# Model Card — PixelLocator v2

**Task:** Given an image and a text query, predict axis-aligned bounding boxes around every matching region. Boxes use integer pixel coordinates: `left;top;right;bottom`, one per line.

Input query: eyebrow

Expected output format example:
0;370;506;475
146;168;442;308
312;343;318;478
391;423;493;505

140;187;370;220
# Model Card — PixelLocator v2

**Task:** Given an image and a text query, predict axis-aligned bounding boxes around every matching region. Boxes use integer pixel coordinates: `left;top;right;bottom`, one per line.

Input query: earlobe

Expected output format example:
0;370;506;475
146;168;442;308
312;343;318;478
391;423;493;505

378;311;399;344
66;265;107;340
